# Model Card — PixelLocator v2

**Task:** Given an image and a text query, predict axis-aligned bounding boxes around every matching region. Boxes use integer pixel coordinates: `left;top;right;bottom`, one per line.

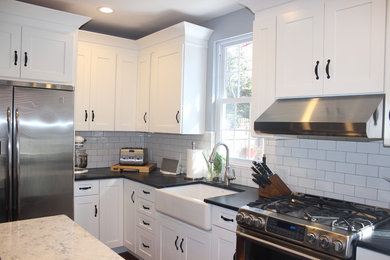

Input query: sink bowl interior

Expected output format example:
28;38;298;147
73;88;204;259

155;184;238;231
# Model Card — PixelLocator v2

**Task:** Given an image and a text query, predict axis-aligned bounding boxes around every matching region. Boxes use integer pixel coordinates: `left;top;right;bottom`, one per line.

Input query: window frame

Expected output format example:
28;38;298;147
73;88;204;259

214;33;257;165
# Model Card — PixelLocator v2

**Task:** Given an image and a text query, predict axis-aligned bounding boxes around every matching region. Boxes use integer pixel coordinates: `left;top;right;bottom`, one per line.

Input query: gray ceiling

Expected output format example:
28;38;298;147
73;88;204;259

17;0;246;39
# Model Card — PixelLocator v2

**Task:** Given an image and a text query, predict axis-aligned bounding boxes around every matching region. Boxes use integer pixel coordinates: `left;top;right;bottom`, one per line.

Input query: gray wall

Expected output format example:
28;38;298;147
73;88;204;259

201;8;254;131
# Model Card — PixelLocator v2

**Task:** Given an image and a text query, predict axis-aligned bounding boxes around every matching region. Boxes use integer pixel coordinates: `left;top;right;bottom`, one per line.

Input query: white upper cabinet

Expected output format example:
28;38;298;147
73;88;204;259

0;0;90;84
136;53;152;132
0;22;21;78
323;0;386;95
275;0;324;98
136;22;213;134
252;0;386;99
75;31;138;131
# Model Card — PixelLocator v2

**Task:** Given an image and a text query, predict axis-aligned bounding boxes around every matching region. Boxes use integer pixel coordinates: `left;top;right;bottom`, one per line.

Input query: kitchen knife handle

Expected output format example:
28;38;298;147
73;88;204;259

24;52;28;67
15;109;20;220
6;107;12;221
176;111;180;123
221;215;234;222
91;110;95;122
84;110;88;122
314;61;319;80
325;59;331;79
131;191;135;203
14;51;18;66
94;205;98;217
143;112;147;123
175;236;179;250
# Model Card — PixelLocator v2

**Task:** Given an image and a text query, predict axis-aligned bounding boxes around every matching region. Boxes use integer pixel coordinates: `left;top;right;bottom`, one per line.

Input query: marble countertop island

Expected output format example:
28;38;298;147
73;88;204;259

0;215;122;260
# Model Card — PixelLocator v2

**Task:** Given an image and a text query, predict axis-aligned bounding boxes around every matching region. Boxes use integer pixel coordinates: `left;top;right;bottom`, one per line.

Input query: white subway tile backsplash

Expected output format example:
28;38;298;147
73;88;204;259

276;146;292;156
299;158;317;169
334;183;355;196
299;139;317;149
346;152;367;164
335;162;355;174
307;169;325;180
326;151;346;162
291;148;308;158
317;140;336;150
378;190;390;203
364;199;388;208
356;164;379;177
368;154;390;167
345;174;366;187
317;160;335;171
298;178;315;189
355;186;377;200
336;141;357;152
325;171;345;184
308;149;326;160
324;192;344;200
366;177;390;190
290;167;307;177
357;142;380;154
315;180;334;192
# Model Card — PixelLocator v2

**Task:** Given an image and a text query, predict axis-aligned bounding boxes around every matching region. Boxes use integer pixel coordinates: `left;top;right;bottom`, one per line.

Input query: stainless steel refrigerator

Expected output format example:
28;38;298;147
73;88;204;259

0;80;74;223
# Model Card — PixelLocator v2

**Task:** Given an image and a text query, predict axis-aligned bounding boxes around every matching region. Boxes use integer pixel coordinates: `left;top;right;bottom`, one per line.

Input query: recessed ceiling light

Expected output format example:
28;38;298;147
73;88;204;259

98;7;114;14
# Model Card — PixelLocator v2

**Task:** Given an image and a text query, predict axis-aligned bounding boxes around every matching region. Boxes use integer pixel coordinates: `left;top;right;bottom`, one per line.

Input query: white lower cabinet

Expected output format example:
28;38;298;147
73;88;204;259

158;213;212;260
74;179;123;249
74;195;99;239
123;179;137;252
211;205;238;260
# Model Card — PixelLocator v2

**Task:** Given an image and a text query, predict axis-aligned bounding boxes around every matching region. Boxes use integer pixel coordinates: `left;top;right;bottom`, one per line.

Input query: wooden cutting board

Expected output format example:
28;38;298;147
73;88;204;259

110;163;157;173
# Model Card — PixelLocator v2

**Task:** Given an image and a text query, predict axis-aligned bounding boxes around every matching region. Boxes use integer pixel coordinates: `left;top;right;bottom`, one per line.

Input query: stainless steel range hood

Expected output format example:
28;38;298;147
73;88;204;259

254;94;384;139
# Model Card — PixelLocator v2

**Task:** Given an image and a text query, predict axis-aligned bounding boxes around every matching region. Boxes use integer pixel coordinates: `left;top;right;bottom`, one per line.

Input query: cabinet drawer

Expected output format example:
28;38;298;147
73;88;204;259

137;184;155;202
137;213;155;233
74;180;99;196
137;227;155;260
137;197;155;217
212;205;237;232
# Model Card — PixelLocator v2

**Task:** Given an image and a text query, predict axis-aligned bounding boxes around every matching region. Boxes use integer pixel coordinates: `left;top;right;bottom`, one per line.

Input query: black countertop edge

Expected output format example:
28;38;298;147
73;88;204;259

356;219;390;256
75;167;259;211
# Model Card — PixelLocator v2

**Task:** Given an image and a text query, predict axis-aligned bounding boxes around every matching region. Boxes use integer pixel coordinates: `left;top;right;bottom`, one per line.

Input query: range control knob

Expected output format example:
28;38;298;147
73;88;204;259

254;217;265;228
319;236;330;249
236;213;245;223
332;240;344;253
244;215;254;226
306;233;317;244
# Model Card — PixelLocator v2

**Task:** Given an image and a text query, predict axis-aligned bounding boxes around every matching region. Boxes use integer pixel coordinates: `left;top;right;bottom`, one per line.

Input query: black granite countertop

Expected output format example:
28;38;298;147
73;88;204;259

357;218;390;256
75;167;258;211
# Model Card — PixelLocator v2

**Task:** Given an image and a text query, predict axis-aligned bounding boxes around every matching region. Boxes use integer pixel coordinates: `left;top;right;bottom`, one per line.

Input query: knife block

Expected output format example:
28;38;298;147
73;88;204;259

258;174;292;198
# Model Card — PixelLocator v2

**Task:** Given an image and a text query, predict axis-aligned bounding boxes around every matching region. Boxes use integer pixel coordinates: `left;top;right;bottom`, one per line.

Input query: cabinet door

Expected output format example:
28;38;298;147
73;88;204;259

323;0;386;95
251;12;277;136
74;195;99;239
89;45;116;131
99;179;123;248
115;50;137;131
275;0;324;98
158;215;182;260
123;180;137;252
135;54;151;132
0;22;21;78
150;43;183;134
211;226;236;260
21;26;73;83
74;42;91;131
183;224;212;260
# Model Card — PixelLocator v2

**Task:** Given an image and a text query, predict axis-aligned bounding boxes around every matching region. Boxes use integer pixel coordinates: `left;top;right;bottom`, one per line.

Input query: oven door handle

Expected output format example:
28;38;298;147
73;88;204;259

236;230;323;260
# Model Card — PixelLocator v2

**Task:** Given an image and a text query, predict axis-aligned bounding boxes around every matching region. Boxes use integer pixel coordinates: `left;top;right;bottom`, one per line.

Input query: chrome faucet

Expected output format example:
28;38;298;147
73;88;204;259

208;143;236;186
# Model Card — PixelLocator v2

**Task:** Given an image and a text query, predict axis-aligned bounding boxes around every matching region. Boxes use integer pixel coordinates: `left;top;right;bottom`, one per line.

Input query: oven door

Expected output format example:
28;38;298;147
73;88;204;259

235;226;345;260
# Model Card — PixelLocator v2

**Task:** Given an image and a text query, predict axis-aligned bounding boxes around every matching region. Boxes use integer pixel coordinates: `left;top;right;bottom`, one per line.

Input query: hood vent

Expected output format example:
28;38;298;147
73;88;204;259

254;94;384;139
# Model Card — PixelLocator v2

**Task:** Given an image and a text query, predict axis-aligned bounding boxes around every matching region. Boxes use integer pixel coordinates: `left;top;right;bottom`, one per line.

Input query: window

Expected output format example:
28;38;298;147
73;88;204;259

215;34;261;161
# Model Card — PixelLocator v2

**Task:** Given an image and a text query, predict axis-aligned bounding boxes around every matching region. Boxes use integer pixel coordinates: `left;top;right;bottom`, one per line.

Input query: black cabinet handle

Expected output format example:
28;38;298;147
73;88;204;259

14;51;18;66
180;238;184;253
142;220;150;226
24;52;28;67
131;191;135;203
142;190;150;194
94;205;97;217
175;236;179;250
142;243;150;249
142;205;150;210
314;61;319;80
221;215;234;222
79;186;91;190
373;109;378;126
143;112;147;123
92;110;95;122
325;59;331;79
176;111;180;123
84;110;88;122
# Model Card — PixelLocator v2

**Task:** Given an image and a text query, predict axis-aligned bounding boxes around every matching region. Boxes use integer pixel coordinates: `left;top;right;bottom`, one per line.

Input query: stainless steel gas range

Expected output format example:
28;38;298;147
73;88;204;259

235;193;390;260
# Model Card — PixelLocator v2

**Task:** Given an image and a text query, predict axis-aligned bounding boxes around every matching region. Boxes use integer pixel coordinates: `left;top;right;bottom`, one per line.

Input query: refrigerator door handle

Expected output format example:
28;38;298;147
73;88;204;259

7;107;12;221
15;109;20;220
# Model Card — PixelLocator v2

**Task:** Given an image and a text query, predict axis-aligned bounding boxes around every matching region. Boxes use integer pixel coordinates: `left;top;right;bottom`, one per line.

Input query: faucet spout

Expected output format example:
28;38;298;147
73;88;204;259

209;143;235;186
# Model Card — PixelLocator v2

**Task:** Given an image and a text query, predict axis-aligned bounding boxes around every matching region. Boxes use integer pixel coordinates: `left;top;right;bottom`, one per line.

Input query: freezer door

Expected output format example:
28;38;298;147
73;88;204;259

14;87;74;220
0;86;12;223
